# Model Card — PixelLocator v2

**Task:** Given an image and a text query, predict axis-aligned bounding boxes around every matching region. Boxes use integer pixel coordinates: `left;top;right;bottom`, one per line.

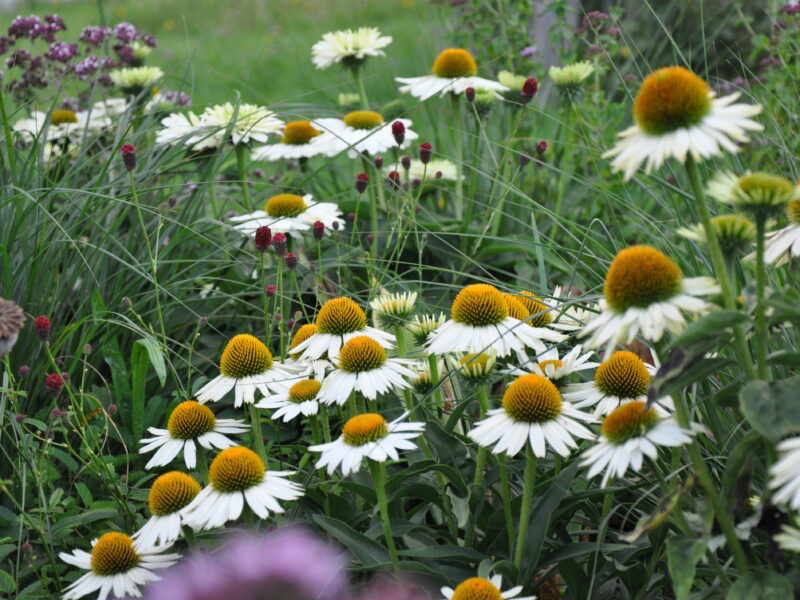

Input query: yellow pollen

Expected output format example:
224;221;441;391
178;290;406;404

209;446;266;493
503;294;530;321
538;359;564;373
288;379;321;403
167;401;216;439
51;109;78;125
289;323;318;359
601;401;660;444
518;291;553;326
451;284;508;326
316;297;368;335
789;199;800;224
594;351;651;399
633;66;711;135
148;471;201;516
604;246;682;312
343;110;384;130
451;577;503;600
342;413;388;446
502;374;562;423
264;193;307;217
338;336;387;372
220;334;273;379
90;532;140;576
431;48;478;78
280;120;322;145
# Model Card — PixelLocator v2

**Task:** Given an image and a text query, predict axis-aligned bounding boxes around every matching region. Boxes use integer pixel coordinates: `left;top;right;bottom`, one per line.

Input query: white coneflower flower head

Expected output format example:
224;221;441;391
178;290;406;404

109;66;164;93
452;351;497;382
549;61;594;88
497;70;527;91
706;171;800;220
370;291;418;327
133;471;201;548
200;103;284;146
312;27;392;70
406;312;447;345
441;574;534;600
677;214;756;255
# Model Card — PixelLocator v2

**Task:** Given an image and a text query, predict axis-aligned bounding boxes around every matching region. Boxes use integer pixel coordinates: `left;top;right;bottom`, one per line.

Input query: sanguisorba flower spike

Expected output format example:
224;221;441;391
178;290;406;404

441;575;534;600
580;401;694;486
138;401;248;469
309;413;425;476
396;48;509;101
181;446;304;530
603;66;763;180
133;471;201;548
228;192;345;238
581;246;719;359
196;334;294;408
59;532;180;600
426;284;566;358
468;374;594;458
290;297;396;362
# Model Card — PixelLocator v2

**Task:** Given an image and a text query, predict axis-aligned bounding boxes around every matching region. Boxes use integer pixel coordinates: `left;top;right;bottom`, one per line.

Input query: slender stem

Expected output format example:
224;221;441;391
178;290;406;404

451;95;465;220
258;253;270;340
514;445;537;569
195;447;209;483
352;67;370;110
465;385;491;547
235;144;251;211
427;354;445;417
277;258;285;356
369;459;399;571
498;455;515;558
754;216;770;380
395;326;414;413
249;404;267;462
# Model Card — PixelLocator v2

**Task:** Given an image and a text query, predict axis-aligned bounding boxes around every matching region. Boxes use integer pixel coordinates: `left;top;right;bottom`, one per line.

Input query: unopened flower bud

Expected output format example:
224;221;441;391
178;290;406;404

419;142;432;164
266;285;276;297
401;155;411;170
18;365;29;377
346;212;355;222
374;155;384;169
15;413;26;423
107;404;118;415
356;173;369;194
312;221;325;240
255;226;272;251
285;253;298;270
388;171;401;184
332;221;340;230
272;233;287;256
274;312;283;322
392;121;405;145
521;77;538;103
82;343;92;355
167;196;177;207
536;140;548;155
412;178;421;188
435;171;443;179
465;87;475;102
34;316;51;342
120;144;136;171
21;541;32;553
366;234;374;246
121;296;132;309
287;318;296;331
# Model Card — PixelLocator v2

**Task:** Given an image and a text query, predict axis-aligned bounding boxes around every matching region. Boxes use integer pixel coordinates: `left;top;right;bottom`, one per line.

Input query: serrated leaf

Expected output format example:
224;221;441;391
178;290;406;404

726;572;793;599
666;535;707;600
0;569;16;593
740;377;800;442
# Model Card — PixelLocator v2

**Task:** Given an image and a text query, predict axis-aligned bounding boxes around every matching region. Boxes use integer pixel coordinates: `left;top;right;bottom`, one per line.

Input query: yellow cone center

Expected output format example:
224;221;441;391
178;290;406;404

604;246;682;312
264;193;307;217
518;291;553;327
288;379;321;403
342;413;388;446
634;66;712;135
316;297;368;335
502;374;562;423
149;471;201;516
601;401;660;444
167;401;217;439
90;532;140;576
789;199;800;224
343;110;384;130
503;293;530;321
432;49;478;78
338;336;387;372
51;109;78;125
280;120;322;145
451;577;503;600
289;323;318;359
451;284;508;326
594;351;651;399
220;334;274;379
209;446;266;492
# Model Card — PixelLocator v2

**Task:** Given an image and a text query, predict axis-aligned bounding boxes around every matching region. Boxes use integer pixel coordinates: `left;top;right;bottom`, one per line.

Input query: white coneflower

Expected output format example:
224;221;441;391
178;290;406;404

109;66;164;93
59;532;179;600
196;334;295;408
133;471;201;548
396;48;509;101
250;120;333;161
255;378;322;422
677;214;756;255
759;198;800;266
769;436;800;511
284;324;332;380
399;158;462;182
505;345;598;387
775;524;800;553
309;413;424;476
451;351;497;382
603;66;763;180
549;61;594;94
314;112;417;158
311;27;392;70
370;291;417;328
155;111;217;150
138;401;248;469
707;171;799;220
581;401;694;485
181;446;303;530
406;312;447;346
468;374;594;457
441;575;534;600
228;193;345;238
200;102;284;146
581;246;719;359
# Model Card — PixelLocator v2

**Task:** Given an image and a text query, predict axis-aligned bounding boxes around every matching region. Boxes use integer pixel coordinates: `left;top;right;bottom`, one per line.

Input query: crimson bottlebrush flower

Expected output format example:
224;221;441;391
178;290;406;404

373;156;384;169
34;316;51;342
45;373;64;395
401;155;410;170
392;120;405;145
18;365;29;377
285;253;298;270
272;233;288;256
312;220;325;240
388;171;401;184
356;173;369;194
521;77;539;103
419;142;432;164
465;87;476;102
266;285;276;297
536;140;548;155
254;226;272;251
120;144;137;171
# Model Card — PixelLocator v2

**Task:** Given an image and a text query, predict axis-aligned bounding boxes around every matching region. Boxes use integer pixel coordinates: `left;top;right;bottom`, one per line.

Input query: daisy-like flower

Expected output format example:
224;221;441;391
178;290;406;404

562;350;672;417
13;109;80;143
228;193;345;238
678;214;756;255
406;312;447;346
506;345;598;387
155;111;216;150
133;471;201;548
319;336;413;405
775;524;800;553
399;158;463;183
59;532;179;600
309;413;425;476
255;378;322;422
314;112;417;158
291;297;396;361
139;401;248;469
426;284;566;358
769;436;800;511
581;401;694;486
441;575;534;600
580;246;719;359
200;102;284;146
758;198;800;266
311;27;392;70
468;373;594;457
109;65;164;94
285;323;332;380
370;291;417;328
250;120;333;161
497;70;528;91
407;359;447;396
603;66;763;180
396;48;509;101
549;61;594;90
707;171;799;219
181;446;304;530
540;287;597;332
196;334;294;407
451;351;497;382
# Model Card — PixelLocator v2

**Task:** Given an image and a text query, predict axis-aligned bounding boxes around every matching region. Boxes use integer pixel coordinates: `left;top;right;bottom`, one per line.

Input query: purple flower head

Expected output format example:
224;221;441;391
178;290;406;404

145;527;348;600
6;49;30;69
45;41;77;63
80;26;110;46
114;43;135;64
162;90;192;106
113;22;138;43
74;56;101;79
97;73;113;87
141;33;158;48
44;15;66;34
520;45;537;58
9;16;43;40
0;36;15;56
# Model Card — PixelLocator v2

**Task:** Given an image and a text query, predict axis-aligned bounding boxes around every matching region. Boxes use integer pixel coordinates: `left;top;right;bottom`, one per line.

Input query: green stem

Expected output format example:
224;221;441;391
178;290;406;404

182;525;197;548
395;326;414;413
465;385;491;547
249;404;267;462
235;144;251;211
195;447;209;483
258;253;270;340
352;67;370;110
754;216;770;380
451;96;464;220
369;459;399;571
427;354;445;417
514;445;537;570
498;455;515;557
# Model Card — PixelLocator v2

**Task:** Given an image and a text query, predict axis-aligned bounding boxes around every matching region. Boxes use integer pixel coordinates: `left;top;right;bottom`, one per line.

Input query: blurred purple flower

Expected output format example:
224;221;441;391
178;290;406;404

80;26;110;46
113;22;138;43
74;56;101;79
520;45;537;58
45;41;77;62
145;527;348;600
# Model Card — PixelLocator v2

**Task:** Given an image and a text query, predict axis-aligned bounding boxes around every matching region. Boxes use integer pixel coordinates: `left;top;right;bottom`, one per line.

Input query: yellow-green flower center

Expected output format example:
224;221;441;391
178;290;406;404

451;577;503;600
209;446;266;493
502;374;562;423
601;401;660;444
518;291;553;327
503;293;530;321
789;199;800;224
264;193;307;217
219;334;274;379
51;109;78;125
604;246;683;312
634;66;712;135
342;413;388;446
90;533;140;576
451;284;508;326
289;323;318;359
288;379;321;403
343;111;384;130
280;120;321;145
594;351;651;399
167;401;217;439
338;336;387;372
431;48;478;78
316;297;368;335
148;471;201;516
737;172;795;207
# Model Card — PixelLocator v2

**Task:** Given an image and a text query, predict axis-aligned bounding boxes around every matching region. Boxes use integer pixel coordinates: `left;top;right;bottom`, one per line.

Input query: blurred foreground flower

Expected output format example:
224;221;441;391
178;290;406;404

312;27;392;70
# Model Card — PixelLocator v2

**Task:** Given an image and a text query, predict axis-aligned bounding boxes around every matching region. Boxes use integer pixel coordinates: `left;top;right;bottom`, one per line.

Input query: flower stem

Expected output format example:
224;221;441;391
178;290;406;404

451;95;465;220
754;215;770;380
395;326;414;413
249;404;267;463
498;455;515;555
514;445;537;570
465;385;490;548
352;67;370;110
369;459;399;571
235;144;252;211
427;354;445;418
195;447;209;483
